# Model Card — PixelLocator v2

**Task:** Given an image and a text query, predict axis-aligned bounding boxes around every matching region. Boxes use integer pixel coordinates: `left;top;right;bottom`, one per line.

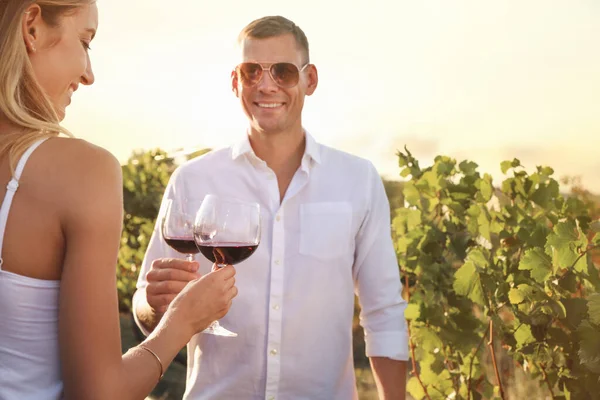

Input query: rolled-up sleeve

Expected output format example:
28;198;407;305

353;163;409;361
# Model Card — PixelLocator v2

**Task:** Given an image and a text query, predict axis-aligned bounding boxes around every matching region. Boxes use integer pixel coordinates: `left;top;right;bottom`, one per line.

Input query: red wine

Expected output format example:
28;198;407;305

197;242;258;265
164;237;199;254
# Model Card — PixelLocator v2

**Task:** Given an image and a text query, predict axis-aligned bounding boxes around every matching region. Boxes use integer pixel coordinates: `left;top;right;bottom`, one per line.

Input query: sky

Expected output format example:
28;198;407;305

62;0;600;192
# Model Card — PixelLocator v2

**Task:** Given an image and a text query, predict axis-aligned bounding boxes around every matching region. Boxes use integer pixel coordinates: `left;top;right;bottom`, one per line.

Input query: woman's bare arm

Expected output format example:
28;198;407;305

57;140;235;399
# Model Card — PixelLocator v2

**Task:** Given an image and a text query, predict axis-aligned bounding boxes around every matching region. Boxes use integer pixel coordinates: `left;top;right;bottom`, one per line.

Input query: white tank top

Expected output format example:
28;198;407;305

0;138;64;400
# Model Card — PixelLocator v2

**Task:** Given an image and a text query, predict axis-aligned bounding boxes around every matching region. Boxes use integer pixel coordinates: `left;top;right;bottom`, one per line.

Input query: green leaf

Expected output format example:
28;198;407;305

514;323;536;347
403;182;421;207
518;248;553;283
545;220;587;272
561;298;588;330
412;325;442;352
587;260;600;287
545;326;572;350
468;248;490;268
587;293;600;326
397;149;410;167
459;160;478;176
405;209;422;232
395;236;411;253
477;174;494;202
508;284;534;304
481;384;494;400
477;209;491;242
508;288;524;304
407;377;426;400
453;260;486;306
558;271;578;293
537;166;554;177
531;181;559;208
529;225;550;248
578;320;600;374
434;155;456;176
501;158;521;174
400;167;411;178
418;170;443;192
548;179;560;198
405;303;420;320
467;214;479;237
549;299;567;319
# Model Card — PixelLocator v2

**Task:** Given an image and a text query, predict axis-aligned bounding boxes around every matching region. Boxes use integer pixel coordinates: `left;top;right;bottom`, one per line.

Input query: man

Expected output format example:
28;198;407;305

133;16;408;399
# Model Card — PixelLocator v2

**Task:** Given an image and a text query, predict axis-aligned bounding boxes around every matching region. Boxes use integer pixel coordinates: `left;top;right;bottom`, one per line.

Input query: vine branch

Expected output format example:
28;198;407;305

441;345;460;395
404;273;432;400
488;319;506;400
569;244;600;270
539;363;556;400
467;325;489;400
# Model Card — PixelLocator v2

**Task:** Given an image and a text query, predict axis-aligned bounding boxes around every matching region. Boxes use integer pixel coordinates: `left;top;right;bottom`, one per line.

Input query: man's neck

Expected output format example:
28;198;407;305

248;126;306;203
248;127;306;175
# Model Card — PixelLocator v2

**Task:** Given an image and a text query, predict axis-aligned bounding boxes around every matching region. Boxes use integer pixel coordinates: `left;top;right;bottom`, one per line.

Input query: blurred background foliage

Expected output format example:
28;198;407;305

118;147;600;400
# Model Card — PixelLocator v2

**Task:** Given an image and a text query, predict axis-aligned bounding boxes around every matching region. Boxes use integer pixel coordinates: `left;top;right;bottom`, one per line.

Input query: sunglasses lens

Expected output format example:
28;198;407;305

237;62;304;88
271;63;300;88
238;63;263;86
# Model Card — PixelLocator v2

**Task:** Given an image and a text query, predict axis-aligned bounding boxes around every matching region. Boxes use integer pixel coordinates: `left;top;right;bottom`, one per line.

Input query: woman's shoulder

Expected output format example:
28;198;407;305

43;137;119;169
26;137;122;202
38;137;120;178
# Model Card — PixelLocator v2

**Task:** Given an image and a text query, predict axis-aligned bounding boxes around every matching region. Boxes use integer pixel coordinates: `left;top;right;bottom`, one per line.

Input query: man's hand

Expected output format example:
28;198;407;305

145;258;200;314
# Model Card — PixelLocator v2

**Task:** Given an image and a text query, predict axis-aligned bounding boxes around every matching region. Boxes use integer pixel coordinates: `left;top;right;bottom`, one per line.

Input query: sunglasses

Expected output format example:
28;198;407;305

235;62;310;89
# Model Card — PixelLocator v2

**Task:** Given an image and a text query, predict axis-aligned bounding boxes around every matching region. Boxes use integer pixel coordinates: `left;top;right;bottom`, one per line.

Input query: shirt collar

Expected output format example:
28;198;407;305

231;130;322;165
303;130;322;165
231;134;254;161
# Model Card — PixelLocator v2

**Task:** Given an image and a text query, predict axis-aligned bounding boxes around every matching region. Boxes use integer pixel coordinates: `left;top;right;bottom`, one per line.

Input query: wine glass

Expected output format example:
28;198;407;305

161;199;198;262
193;194;261;337
162;198;233;337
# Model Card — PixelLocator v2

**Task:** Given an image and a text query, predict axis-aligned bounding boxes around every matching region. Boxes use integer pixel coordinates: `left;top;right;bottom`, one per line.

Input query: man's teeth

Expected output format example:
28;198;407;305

257;103;283;108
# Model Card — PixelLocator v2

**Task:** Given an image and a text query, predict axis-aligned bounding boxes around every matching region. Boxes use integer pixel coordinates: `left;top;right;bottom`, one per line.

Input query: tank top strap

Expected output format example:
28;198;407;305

0;138;49;270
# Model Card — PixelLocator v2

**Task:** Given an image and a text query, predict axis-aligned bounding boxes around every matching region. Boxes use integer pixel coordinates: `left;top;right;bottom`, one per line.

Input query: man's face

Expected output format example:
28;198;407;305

231;33;318;136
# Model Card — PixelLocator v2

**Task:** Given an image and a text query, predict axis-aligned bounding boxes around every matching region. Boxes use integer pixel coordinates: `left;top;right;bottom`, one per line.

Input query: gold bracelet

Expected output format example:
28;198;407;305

138;344;164;382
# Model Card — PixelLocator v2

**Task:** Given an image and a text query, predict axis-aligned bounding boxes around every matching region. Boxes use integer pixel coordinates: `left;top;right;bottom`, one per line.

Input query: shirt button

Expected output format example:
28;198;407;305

274;259;280;265
268;397;275;400
273;304;280;310
270;349;278;356
276;215;281;222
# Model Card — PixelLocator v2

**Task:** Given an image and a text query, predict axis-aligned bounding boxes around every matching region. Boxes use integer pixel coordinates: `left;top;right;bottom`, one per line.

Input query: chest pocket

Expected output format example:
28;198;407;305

299;202;352;260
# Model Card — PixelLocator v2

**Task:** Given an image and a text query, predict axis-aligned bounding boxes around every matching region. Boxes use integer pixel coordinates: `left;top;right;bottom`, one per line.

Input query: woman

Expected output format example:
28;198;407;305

0;1;237;399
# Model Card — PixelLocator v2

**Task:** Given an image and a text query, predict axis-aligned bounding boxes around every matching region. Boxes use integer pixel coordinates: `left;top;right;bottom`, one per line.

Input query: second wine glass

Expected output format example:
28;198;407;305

162;199;199;262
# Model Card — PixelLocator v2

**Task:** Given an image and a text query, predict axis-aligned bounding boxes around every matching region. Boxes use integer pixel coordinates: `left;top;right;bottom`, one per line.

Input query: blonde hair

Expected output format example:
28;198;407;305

238;16;310;63
0;0;94;173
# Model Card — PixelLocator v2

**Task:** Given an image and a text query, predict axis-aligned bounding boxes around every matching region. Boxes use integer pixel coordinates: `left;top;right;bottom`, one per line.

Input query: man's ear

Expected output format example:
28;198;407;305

231;70;239;97
305;64;318;96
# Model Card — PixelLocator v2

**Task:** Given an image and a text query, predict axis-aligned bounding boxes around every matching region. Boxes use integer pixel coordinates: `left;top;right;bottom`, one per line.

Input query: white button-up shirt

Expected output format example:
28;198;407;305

135;132;408;400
